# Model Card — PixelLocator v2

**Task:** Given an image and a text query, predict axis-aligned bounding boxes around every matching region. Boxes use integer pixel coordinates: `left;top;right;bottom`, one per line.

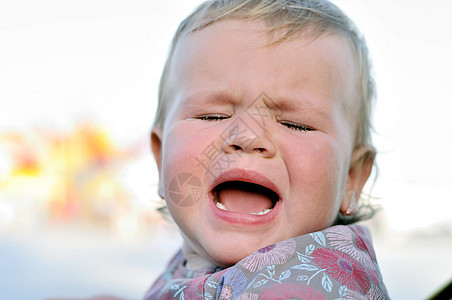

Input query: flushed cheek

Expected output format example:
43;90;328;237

287;137;341;184
284;140;343;224
162;123;208;174
160;124;212;220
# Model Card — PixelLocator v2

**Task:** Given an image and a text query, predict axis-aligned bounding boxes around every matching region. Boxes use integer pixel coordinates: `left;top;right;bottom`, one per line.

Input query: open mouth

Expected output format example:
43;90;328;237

212;181;280;215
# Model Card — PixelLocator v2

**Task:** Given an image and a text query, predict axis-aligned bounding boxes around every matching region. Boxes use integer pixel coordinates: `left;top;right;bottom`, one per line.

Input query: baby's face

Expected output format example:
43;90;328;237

153;20;366;267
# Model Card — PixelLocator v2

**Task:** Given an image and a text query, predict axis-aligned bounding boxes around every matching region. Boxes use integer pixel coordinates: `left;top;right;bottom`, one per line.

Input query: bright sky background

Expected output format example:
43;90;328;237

1;0;451;232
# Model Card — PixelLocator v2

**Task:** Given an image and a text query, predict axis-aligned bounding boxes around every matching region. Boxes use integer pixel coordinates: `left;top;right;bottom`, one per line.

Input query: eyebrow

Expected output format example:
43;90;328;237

266;94;332;121
183;91;239;108
181;90;332;122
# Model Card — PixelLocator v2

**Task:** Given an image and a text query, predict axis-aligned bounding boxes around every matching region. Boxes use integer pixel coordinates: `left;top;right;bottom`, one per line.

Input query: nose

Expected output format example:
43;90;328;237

221;118;276;158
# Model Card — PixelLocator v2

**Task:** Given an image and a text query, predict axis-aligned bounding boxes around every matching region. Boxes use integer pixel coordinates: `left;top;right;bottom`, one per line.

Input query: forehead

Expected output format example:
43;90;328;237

168;19;359;121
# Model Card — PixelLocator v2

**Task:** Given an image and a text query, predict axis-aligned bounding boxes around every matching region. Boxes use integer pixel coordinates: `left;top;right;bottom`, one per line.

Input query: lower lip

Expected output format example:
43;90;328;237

207;193;281;226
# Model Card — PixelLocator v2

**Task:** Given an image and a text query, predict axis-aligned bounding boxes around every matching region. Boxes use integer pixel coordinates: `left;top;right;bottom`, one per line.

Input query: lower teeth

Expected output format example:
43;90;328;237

215;201;272;215
215;201;227;211
250;208;272;215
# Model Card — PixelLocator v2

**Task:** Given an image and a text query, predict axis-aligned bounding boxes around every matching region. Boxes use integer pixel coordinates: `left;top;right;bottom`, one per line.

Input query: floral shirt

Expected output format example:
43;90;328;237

145;225;389;299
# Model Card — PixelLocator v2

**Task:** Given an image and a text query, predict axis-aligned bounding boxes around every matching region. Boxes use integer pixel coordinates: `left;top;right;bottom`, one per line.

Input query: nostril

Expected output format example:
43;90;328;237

221;135;276;158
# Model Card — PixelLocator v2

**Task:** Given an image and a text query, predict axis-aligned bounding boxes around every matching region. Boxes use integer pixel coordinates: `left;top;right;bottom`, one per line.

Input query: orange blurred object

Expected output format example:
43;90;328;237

0;120;158;233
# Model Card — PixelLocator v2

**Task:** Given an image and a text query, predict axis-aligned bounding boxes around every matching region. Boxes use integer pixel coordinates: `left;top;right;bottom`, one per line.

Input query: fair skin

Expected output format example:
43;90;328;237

152;20;374;268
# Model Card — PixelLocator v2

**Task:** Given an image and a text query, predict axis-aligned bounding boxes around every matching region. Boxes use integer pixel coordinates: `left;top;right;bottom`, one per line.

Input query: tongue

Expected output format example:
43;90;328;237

218;186;274;214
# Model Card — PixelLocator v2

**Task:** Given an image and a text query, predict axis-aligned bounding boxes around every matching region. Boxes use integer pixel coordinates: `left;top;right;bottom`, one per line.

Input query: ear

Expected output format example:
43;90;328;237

151;127;165;199
151;127;163;172
341;145;376;215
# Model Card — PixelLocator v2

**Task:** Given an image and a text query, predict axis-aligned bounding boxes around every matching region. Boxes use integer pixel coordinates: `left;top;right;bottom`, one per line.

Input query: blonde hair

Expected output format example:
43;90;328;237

153;0;377;223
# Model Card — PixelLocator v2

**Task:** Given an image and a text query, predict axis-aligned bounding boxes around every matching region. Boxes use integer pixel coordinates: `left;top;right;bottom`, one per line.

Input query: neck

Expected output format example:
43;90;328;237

182;241;216;270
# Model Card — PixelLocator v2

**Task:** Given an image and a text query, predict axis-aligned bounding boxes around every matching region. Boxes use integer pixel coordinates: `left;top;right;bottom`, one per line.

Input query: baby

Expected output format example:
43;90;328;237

146;0;389;299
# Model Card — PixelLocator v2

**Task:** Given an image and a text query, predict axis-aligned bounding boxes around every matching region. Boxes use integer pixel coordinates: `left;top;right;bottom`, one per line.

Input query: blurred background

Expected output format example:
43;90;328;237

0;0;451;299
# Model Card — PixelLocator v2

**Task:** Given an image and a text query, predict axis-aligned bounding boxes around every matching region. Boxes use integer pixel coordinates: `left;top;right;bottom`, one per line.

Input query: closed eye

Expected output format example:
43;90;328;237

280;121;314;132
196;114;230;121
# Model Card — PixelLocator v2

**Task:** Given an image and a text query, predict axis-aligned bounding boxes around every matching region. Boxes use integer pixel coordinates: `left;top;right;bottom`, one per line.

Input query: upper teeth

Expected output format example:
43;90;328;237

215;201;272;215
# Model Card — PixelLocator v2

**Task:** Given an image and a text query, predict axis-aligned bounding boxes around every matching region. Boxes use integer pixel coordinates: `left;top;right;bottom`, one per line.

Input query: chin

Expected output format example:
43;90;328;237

208;245;257;268
200;232;283;268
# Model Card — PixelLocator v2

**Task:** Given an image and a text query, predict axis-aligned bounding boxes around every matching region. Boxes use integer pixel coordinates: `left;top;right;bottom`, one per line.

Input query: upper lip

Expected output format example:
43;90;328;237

210;168;281;201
